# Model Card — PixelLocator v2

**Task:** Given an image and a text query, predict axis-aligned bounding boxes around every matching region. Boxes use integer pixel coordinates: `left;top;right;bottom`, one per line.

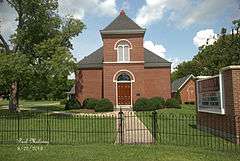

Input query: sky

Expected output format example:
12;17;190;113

0;0;240;71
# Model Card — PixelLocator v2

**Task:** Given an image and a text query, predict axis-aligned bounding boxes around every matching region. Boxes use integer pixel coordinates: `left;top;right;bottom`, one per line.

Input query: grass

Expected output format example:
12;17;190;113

136;105;240;151
0;100;116;145
0;99;64;112
0;144;239;161
158;104;196;115
0;113;116;144
0;101;240;160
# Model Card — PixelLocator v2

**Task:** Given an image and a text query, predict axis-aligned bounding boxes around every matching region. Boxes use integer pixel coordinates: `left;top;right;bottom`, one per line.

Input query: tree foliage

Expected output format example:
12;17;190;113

172;20;240;81
0;0;85;102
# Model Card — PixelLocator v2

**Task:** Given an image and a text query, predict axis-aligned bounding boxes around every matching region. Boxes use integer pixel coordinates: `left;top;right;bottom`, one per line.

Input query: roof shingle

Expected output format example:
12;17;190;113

171;75;194;92
78;47;171;69
100;10;145;34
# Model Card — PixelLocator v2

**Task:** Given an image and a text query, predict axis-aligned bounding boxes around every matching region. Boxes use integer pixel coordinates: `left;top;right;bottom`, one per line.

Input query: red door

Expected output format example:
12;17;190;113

117;83;131;105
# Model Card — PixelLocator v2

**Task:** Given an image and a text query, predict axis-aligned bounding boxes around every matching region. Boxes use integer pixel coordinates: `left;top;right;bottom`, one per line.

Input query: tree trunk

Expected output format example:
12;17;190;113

9;81;19;112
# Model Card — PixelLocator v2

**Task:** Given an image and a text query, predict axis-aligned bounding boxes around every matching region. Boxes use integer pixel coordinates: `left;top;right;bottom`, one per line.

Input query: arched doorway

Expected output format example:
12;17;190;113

113;70;135;107
117;73;131;105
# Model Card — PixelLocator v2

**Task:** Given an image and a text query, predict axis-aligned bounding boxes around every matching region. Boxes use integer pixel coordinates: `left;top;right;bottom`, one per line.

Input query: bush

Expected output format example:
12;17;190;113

165;98;180;108
65;98;81;110
95;98;113;112
149;97;165;110
174;90;182;104
82;98;98;109
133;98;152;111
60;99;67;105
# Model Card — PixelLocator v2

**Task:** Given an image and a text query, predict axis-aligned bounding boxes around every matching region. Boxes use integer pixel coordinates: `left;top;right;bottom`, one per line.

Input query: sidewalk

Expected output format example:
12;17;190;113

116;111;154;144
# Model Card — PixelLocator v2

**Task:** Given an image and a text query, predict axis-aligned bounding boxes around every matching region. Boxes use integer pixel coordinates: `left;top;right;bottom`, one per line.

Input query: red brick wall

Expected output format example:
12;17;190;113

180;79;196;103
144;68;171;99
103;64;171;106
102;34;144;62
103;63;145;105
75;69;103;103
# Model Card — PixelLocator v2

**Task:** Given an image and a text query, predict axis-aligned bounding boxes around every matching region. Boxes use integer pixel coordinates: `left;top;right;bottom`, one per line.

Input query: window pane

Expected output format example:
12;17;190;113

118;46;123;61
124;46;129;61
117;73;131;81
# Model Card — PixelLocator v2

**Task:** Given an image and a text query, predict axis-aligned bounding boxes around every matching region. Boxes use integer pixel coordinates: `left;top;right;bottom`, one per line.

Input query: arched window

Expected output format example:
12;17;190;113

117;42;130;62
117;73;131;81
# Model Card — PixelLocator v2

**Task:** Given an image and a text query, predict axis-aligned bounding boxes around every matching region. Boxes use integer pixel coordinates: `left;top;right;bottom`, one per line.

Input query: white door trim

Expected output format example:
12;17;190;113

116;81;132;108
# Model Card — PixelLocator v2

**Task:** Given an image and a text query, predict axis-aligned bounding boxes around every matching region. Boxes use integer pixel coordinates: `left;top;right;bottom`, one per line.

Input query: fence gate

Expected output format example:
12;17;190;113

117;111;157;144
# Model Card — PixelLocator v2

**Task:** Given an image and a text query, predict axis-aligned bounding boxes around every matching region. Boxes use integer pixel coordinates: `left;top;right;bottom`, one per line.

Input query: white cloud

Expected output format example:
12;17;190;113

135;0;240;27
0;0;117;42
168;57;187;71
0;1;17;42
143;40;185;71
59;0;117;20
144;40;166;58
180;0;239;27
193;29;217;48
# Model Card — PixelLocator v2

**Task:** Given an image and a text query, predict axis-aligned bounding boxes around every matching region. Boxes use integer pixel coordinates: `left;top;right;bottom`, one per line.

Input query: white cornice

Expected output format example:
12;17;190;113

103;61;144;64
220;65;240;72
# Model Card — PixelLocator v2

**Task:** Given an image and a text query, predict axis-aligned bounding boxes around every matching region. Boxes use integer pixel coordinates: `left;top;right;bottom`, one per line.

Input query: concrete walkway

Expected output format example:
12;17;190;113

116;111;154;144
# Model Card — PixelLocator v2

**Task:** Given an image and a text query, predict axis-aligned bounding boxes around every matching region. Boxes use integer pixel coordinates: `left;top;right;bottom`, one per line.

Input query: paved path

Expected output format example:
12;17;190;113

116;111;154;144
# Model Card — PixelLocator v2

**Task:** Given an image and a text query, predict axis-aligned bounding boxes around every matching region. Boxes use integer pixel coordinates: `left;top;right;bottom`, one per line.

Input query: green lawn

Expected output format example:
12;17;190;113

158;104;196;115
1;101;240;160
0;144;239;161
0;112;116;144
0;100;116;144
0;99;64;112
136;105;240;151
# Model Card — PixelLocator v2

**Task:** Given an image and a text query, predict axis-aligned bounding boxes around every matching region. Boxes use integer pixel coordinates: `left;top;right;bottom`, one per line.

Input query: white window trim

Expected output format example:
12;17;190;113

114;39;132;63
196;74;225;115
114;39;133;49
117;44;130;62
113;69;135;82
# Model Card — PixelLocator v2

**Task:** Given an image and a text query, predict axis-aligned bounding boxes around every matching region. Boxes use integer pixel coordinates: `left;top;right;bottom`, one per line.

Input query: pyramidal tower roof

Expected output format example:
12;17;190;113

100;10;146;35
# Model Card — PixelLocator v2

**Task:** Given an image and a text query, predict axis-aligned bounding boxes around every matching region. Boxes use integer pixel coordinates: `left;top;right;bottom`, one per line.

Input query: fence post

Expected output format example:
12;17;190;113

46;107;51;144
118;109;124;144
17;111;20;141
152;110;157;143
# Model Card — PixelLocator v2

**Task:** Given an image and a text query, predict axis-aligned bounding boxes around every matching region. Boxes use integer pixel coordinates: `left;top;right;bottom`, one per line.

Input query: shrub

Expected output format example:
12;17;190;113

149;97;165;110
164;98;180;108
95;98;113;112
133;98;152;111
174;90;182;104
82;98;98;109
60;99;67;105
65;98;81;110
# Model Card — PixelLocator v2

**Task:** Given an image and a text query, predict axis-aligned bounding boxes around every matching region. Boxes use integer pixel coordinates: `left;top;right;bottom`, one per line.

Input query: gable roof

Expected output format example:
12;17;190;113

78;47;171;69
172;74;195;92
100;10;145;35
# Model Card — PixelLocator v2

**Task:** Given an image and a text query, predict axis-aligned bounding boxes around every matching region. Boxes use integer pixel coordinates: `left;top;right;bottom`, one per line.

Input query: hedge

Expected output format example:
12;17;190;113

95;98;114;112
64;98;81;110
133;97;180;111
82;98;98;109
165;98;181;108
149;97;165;110
133;98;152;111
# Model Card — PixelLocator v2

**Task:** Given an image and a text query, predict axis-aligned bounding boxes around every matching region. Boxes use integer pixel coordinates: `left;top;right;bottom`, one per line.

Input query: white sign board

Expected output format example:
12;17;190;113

196;74;225;114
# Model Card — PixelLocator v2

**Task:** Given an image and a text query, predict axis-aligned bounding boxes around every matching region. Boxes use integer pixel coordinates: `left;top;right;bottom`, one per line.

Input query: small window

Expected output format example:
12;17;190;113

117;73;131;81
117;44;129;62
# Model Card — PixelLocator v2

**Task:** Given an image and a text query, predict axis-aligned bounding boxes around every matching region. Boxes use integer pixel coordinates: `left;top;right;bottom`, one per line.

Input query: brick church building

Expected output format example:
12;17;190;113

75;10;171;108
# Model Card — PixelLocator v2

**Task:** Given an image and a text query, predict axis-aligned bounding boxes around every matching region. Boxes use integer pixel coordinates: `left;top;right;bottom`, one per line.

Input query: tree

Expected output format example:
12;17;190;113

0;52;31;111
0;0;85;110
172;19;240;81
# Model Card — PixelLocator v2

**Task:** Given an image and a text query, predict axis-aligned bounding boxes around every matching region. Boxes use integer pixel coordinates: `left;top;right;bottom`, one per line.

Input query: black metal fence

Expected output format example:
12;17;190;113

1;110;240;152
0;111;116;145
